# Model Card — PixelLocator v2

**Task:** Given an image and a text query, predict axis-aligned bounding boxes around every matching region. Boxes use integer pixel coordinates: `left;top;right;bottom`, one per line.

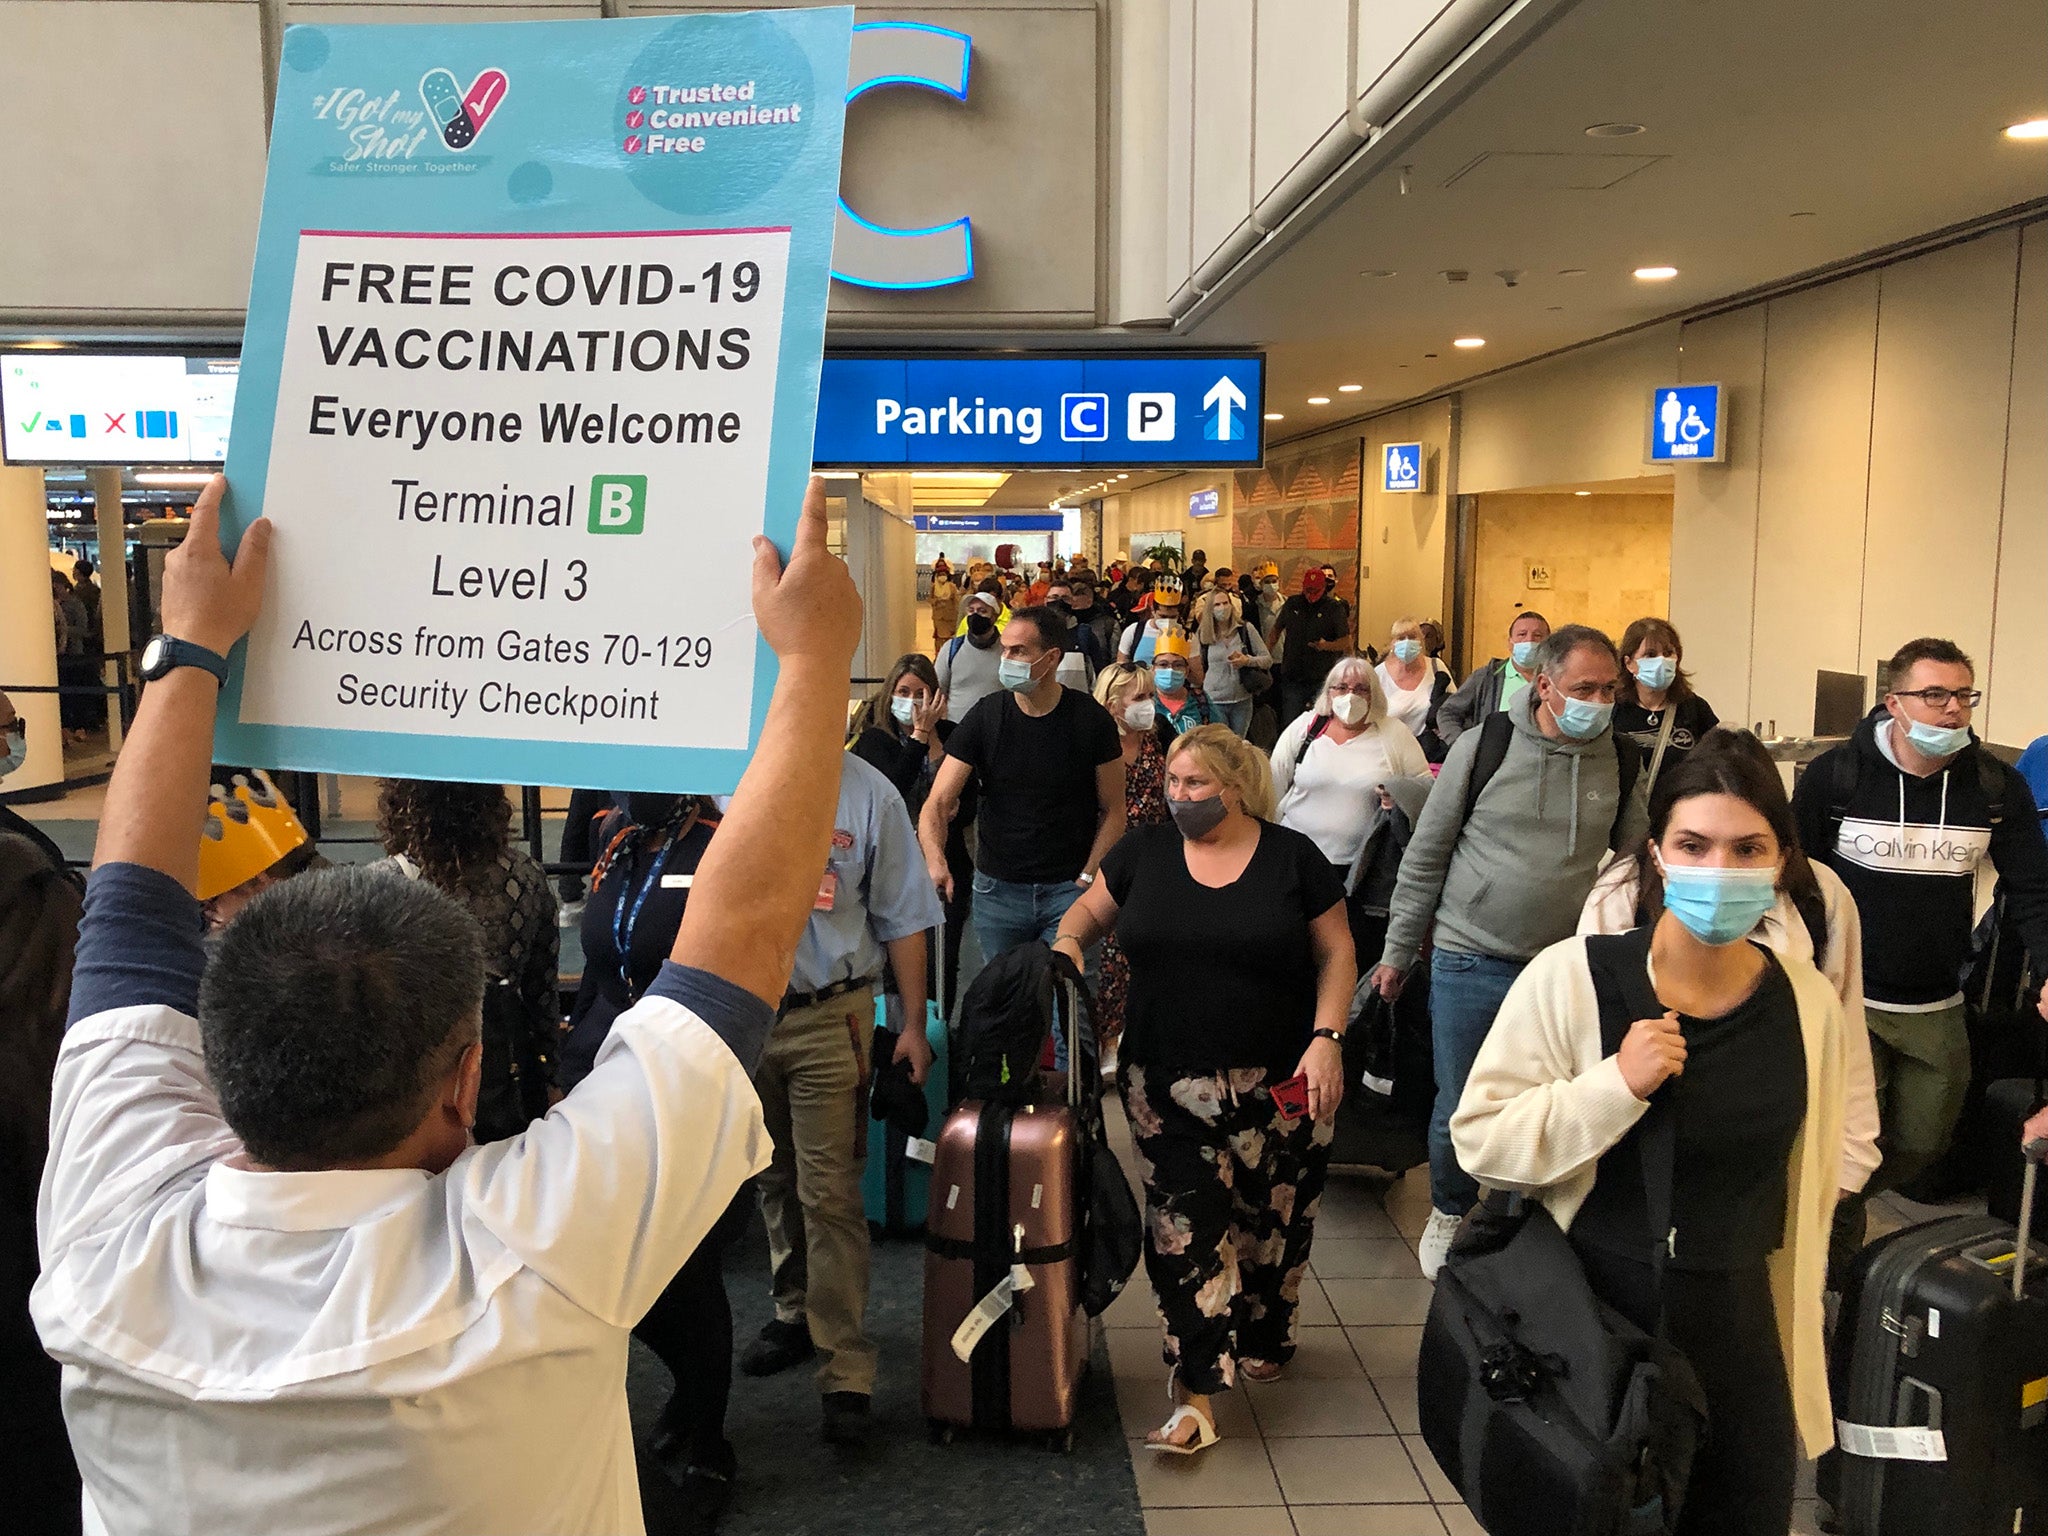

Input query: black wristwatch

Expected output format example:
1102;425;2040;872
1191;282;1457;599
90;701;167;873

139;635;231;687
1311;1028;1344;1045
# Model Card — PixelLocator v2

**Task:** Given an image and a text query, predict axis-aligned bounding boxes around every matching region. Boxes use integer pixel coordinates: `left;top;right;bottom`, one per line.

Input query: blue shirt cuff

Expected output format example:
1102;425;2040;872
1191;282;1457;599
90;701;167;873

646;962;774;1075
68;862;207;1027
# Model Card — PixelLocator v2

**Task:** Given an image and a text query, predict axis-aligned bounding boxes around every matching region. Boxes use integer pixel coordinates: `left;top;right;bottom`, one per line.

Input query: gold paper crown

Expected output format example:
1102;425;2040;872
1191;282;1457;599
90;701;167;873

1153;626;1192;661
1256;561;1279;579
199;770;310;900
1152;574;1185;605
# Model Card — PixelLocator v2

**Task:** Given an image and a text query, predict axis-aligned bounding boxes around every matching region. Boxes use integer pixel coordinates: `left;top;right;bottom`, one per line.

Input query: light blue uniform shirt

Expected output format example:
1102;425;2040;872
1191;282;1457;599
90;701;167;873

789;752;945;994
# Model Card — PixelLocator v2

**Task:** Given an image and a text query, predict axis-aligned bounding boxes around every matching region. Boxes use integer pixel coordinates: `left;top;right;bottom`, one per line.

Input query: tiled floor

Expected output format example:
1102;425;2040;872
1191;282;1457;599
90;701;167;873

1098;1110;1936;1536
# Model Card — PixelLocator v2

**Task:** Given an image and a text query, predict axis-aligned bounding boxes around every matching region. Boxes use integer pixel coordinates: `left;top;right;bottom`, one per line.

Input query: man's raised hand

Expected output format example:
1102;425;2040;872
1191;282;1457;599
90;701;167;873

163;474;273;656
751;476;861;668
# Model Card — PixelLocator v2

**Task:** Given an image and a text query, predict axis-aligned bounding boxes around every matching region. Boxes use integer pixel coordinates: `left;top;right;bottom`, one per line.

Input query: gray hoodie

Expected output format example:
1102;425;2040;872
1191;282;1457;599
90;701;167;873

1379;688;1650;972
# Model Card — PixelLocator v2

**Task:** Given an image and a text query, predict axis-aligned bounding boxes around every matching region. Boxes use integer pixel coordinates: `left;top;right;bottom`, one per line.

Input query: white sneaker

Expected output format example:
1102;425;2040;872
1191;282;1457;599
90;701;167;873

1418;1208;1462;1281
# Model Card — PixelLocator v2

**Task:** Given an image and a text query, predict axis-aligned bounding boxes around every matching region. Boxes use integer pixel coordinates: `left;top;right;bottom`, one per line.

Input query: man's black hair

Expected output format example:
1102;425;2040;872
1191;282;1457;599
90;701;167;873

1887;636;1974;684
1008;604;1068;652
200;865;485;1169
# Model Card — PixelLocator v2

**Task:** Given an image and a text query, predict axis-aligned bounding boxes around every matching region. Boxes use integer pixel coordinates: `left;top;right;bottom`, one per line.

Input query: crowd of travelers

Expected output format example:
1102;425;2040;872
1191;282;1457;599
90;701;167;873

3;495;2046;1536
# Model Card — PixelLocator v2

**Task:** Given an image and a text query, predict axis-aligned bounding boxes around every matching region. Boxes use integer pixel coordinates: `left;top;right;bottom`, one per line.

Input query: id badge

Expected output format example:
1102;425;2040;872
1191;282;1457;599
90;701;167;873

814;869;838;911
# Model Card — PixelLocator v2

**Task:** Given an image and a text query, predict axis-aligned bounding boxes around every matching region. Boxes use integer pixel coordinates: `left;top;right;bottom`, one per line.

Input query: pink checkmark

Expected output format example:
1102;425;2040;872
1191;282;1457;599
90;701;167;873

625;110;644;128
623;135;643;154
462;69;508;132
628;85;647;105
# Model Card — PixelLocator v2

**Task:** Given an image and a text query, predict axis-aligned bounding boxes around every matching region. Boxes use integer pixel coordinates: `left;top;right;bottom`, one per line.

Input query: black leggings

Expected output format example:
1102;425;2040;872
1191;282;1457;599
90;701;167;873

1575;1245;1796;1536
633;1191;753;1466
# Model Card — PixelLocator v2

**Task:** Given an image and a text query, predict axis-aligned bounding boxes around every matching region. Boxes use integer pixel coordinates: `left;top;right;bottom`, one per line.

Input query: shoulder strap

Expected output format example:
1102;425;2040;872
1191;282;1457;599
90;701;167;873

1974;746;2007;829
1583;928;1679;1301
945;635;965;667
1794;887;1829;968
1294;712;1334;768
1827;743;1859;831
1645;704;1678;788
1608;732;1643;851
1461;710;1517;823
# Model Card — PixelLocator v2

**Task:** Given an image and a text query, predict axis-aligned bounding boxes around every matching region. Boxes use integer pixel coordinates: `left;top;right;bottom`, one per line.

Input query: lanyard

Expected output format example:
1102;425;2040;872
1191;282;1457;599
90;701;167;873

612;809;697;1001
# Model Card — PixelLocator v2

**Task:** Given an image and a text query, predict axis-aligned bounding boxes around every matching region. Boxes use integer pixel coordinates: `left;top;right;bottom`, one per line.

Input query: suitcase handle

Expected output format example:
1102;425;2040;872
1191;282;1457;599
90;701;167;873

1895;1376;1944;1433
2016;1140;2046;1301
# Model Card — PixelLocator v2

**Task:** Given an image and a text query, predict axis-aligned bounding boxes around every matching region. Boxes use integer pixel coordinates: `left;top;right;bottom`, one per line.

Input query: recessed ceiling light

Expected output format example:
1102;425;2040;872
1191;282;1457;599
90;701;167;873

1116;474;1129;479
1359;268;1397;278
1584;122;1646;137
2004;119;2048;140
1634;265;1680;280
1337;384;1363;393
1575;490;1593;497
1453;337;1486;349
1264;412;1284;421
1307;396;1331;405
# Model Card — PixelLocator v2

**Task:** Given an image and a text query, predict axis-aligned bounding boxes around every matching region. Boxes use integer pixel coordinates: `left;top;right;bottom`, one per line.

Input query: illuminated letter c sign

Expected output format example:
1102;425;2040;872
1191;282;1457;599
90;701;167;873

835;22;974;290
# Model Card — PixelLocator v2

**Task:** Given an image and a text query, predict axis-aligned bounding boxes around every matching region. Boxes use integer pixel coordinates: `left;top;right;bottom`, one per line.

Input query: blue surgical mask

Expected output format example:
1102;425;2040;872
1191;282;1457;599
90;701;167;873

1551;695;1613;740
0;725;22;778
1511;640;1541;670
1154;665;1186;693
1392;639;1422;663
998;656;1040;692
1903;718;1972;759
1657;855;1780;947
889;696;919;726
1635;656;1677;692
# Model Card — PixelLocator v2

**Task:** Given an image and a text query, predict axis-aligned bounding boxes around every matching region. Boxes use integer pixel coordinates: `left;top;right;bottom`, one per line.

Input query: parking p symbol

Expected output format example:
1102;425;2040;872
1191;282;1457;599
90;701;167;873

1127;392;1175;441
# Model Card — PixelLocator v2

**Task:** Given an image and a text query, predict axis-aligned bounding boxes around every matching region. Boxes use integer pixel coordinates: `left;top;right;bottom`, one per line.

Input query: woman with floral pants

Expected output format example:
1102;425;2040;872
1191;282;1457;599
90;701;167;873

1121;1064;1336;1394
1055;725;1357;1454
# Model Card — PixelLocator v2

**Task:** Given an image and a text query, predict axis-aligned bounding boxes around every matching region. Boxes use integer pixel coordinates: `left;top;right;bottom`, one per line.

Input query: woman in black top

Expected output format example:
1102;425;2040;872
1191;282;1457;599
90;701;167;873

1053;725;1356;1456
849;653;971;1006
1451;741;1856;1534
0;834;84;1536
562;793;748;1530
1615;617;1720;788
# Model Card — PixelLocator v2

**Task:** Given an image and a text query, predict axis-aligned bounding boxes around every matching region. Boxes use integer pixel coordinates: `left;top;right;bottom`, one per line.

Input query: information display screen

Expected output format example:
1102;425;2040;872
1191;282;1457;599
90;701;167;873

0;352;240;466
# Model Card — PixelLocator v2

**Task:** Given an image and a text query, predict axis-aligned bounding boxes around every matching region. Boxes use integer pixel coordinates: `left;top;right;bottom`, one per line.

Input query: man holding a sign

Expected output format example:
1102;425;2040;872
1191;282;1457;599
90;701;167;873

31;476;863;1535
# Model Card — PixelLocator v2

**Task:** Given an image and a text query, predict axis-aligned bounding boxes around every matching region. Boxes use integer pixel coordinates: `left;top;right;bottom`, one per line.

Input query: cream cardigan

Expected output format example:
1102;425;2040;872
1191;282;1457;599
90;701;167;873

1449;934;1849;1458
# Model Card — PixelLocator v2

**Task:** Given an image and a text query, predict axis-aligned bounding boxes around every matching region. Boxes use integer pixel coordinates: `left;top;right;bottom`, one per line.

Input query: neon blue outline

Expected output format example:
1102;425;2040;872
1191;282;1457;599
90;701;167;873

835;20;973;289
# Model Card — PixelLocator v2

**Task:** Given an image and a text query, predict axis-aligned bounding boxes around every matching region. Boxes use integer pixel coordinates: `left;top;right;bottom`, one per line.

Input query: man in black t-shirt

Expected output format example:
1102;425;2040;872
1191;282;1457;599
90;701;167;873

1267;567;1352;723
918;606;1125;962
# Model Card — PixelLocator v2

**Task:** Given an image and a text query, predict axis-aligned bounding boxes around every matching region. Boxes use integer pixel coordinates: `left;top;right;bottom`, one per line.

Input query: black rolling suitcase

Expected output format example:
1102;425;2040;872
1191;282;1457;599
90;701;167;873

1818;1144;2048;1534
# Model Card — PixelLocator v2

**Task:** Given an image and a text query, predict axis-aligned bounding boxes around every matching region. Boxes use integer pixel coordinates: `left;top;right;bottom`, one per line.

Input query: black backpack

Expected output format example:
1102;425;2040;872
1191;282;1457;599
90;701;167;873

1463;709;1642;853
955;941;1094;1103
1822;727;2007;843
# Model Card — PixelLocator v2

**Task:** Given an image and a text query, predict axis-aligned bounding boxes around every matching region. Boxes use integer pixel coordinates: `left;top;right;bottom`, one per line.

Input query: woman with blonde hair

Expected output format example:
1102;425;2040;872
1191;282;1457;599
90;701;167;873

1088;661;1171;1072
1271;656;1430;871
1194;588;1272;738
1054;725;1356;1455
1375;615;1451;761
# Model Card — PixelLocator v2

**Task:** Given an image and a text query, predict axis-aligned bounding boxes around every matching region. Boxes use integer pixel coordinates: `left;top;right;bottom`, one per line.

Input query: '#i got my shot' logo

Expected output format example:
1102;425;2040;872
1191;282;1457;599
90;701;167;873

418;68;508;151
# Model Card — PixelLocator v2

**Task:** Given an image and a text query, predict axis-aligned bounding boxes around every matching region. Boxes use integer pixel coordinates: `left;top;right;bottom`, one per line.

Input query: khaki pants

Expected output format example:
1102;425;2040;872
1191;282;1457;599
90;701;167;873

1833;1001;1972;1275
756;988;876;1396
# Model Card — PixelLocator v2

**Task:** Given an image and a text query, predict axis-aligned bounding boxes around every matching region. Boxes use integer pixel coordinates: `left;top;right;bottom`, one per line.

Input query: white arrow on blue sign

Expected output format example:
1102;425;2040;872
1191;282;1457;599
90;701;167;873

1203;376;1246;442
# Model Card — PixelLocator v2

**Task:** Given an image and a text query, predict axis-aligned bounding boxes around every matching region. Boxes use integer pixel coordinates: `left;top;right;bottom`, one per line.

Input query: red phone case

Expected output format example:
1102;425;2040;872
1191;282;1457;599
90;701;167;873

1271;1073;1310;1119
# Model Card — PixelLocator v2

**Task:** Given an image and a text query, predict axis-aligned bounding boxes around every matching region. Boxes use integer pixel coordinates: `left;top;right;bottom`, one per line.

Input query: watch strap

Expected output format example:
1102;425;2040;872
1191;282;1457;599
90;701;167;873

1311;1027;1344;1044
146;636;231;687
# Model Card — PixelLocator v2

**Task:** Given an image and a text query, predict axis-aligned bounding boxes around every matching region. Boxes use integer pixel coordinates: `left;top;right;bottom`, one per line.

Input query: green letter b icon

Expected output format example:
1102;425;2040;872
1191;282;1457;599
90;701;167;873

588;475;646;535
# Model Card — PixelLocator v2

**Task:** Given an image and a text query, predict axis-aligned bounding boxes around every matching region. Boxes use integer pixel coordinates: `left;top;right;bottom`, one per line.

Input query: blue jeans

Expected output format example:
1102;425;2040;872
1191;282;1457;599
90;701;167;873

1211;699;1252;737
972;873;1088;1068
1428;949;1530;1215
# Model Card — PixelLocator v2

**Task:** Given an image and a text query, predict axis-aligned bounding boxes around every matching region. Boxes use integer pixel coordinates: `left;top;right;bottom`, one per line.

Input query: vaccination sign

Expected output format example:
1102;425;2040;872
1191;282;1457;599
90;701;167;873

812;352;1265;468
217;10;853;792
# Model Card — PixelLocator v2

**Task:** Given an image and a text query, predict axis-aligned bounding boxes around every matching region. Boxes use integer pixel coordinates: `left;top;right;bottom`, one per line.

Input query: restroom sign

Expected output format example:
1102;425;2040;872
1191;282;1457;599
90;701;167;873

1383;442;1423;492
1646;383;1725;464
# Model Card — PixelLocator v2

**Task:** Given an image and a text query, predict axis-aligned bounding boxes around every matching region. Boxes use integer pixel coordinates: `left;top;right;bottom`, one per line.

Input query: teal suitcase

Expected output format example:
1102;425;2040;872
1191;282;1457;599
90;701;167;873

865;992;951;1236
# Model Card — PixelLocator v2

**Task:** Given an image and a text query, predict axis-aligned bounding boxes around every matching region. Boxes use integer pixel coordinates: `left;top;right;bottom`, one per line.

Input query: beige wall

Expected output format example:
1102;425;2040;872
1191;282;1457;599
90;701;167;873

1102;473;1233;570
1357;397;1454;652
1668;222;2045;745
1450;218;2044;747
1471;493;1672;659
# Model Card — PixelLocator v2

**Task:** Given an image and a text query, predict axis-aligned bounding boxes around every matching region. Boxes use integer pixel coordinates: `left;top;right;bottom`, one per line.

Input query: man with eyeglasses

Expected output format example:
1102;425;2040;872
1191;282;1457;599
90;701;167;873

1795;636;2048;1265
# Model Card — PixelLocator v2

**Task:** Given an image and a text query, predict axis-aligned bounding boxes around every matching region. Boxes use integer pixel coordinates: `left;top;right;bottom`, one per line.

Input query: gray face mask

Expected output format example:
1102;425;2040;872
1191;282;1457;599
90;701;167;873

1168;794;1229;840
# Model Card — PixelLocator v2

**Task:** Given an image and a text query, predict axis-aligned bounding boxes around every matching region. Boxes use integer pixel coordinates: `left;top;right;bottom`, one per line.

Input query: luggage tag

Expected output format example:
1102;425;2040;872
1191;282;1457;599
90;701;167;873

1834;1420;1946;1462
948;1225;1035;1362
906;1136;937;1165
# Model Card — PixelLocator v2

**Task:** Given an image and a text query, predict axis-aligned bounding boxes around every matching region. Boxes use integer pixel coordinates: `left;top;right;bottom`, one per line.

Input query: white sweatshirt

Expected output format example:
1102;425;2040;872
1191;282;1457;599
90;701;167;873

1270;713;1432;865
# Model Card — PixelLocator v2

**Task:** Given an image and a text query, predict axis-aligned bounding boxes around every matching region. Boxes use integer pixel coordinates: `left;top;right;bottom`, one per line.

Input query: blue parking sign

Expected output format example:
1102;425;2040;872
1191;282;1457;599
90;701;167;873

1646;384;1725;463
1383;442;1422;492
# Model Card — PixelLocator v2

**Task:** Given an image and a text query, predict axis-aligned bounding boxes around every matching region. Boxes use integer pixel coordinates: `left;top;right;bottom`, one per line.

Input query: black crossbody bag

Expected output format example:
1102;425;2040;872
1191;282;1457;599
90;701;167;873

1417;929;1708;1536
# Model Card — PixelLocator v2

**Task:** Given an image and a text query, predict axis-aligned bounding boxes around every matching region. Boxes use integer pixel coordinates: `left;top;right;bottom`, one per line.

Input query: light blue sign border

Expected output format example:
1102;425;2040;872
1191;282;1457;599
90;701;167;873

217;9;853;793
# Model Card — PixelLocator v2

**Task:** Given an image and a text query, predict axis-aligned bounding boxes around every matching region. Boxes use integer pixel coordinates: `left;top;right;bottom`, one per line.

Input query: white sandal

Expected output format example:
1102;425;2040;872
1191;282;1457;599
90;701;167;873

1146;1403;1219;1456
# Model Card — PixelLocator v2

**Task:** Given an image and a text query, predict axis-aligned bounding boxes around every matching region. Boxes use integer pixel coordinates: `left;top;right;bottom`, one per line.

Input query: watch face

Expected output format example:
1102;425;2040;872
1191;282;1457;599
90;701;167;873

142;637;167;676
